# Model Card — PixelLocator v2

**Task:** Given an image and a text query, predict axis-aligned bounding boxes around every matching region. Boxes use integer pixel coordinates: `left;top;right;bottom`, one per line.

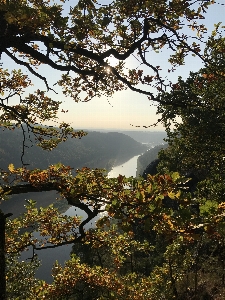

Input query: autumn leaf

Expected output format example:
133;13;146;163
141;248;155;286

8;163;15;172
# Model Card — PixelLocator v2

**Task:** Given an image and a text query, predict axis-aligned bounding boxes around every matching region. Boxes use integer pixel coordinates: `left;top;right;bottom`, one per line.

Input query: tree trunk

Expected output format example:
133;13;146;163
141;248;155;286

0;211;12;300
0;210;6;300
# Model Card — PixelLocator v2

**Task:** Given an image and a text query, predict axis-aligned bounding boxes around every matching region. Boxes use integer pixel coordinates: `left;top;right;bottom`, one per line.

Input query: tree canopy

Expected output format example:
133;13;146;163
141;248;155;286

0;0;221;140
156;36;225;199
0;0;225;299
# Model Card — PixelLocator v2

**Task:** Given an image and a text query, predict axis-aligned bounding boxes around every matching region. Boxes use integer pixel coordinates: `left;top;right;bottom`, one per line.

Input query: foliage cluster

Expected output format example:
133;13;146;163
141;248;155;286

0;0;225;299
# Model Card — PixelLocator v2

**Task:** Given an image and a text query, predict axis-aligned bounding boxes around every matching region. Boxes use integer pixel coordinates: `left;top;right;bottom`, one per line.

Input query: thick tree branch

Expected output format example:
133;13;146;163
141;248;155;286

1;16;207;109
5;49;55;92
1;182;103;245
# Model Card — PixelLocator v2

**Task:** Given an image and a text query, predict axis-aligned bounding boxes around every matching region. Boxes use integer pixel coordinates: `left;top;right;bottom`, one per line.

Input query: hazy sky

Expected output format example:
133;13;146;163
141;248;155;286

2;1;225;131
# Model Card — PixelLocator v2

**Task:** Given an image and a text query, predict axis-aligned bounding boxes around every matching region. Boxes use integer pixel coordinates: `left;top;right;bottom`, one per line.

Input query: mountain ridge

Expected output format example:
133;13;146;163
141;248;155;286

0;128;148;171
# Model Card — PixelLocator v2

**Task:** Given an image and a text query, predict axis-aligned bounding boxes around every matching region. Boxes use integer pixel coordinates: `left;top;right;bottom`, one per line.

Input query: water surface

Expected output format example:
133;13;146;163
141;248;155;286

32;154;141;282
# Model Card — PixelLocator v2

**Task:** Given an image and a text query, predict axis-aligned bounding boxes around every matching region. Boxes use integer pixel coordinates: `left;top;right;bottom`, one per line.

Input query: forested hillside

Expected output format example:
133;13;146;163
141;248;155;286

0;128;147;171
136;144;168;177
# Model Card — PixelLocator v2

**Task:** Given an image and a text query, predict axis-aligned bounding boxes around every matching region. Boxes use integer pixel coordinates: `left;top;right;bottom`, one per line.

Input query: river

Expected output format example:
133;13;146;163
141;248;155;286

107;154;140;178
26;154;142;282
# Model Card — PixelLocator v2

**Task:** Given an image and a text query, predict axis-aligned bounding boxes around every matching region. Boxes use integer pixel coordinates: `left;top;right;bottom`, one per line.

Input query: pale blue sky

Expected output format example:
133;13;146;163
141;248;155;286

2;1;225;131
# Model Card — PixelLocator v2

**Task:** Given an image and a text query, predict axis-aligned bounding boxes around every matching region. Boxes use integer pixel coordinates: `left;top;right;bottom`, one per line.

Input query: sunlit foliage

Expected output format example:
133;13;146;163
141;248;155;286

0;0;225;299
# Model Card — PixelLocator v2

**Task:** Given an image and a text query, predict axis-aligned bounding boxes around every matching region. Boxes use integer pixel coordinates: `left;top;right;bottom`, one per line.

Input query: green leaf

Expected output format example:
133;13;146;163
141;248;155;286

171;172;180;181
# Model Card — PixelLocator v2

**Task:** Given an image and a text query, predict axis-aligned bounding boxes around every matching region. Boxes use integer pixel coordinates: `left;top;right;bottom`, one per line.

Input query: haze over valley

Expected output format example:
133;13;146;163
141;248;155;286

0;128;166;218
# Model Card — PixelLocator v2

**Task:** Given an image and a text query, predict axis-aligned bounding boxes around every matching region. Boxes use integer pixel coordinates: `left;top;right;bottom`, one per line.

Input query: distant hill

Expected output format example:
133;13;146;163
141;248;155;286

0;128;147;171
136;144;168;177
119;131;167;146
0;128;148;218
